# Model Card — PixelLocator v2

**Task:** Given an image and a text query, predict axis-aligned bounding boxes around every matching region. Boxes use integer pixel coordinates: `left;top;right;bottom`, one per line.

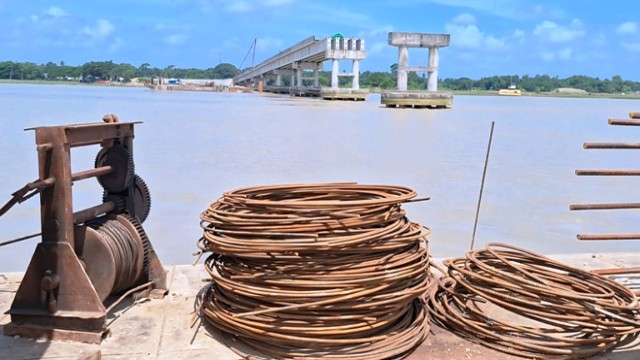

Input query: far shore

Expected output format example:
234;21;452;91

2;79;639;100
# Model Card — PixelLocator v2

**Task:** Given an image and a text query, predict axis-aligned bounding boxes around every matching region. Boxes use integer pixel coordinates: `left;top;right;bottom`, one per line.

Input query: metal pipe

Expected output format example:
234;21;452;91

629;112;640;119
570;202;640;211
583;142;640;149
73;201;116;224
608;119;640;126
592;267;640;276
470;121;495;250
71;165;112;182
575;169;640;176
577;233;640;240
0;232;41;248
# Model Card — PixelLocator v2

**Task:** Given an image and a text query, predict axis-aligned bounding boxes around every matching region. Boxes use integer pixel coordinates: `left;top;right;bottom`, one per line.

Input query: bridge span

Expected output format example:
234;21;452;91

233;36;368;100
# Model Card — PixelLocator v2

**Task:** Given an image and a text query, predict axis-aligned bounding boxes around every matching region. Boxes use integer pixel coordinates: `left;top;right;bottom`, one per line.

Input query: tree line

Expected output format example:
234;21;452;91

1;60;638;94
0;61;240;82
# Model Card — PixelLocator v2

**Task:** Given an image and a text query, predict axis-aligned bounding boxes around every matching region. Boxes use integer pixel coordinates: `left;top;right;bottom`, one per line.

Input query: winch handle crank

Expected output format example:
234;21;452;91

0;177;55;218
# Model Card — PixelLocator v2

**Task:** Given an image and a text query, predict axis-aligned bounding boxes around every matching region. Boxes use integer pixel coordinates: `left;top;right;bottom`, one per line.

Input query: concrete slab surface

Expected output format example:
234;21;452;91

1;252;640;359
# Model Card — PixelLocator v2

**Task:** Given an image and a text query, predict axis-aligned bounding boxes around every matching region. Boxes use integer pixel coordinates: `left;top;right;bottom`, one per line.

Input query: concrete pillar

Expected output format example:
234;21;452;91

331;59;339;89
313;69;319;87
258;78;264;93
427;47;439;91
397;46;408;91
276;74;282;86
290;74;295;86
352;59;360;90
296;69;303;87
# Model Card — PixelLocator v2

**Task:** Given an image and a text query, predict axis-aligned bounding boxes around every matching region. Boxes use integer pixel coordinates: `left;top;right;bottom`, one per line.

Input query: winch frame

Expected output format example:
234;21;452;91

4;121;166;343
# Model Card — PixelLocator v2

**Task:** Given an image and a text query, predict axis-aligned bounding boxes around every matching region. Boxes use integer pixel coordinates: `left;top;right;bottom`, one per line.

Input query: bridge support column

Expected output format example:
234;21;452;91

352;59;360;90
313;69;319;87
382;32;452;109
397;45;409;91
296;69;303;87
290;74;295;87
276;74;282;86
331;59;339;89
427;47;439;91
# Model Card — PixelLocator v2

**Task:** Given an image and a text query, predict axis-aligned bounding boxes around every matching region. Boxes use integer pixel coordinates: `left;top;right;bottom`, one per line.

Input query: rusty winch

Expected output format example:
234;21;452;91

0;115;166;343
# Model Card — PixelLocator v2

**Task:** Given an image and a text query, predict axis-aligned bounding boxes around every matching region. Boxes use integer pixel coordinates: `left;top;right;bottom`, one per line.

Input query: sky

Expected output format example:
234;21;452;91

0;0;639;80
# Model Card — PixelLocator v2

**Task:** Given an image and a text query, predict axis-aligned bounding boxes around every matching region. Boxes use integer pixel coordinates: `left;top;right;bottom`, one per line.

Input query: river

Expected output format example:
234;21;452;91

0;83;639;271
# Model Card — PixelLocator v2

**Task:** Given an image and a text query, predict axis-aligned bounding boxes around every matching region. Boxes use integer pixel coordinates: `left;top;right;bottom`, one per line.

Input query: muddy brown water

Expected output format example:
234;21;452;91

1;83;639;271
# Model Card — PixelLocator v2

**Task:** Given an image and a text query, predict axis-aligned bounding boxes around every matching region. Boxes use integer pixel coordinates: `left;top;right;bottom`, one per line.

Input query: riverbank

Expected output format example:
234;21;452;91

450;89;640;99
2;80;639;99
0;79;145;87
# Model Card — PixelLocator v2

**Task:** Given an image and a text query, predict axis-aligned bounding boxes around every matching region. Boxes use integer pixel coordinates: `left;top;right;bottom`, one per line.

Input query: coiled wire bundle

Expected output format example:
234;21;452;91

198;183;433;359
427;243;640;359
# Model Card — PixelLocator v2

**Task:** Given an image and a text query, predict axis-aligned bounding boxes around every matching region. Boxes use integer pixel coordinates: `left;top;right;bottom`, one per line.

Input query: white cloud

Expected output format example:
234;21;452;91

538;48;573;61
533;19;585;43
154;23;190;32
203;0;295;13
82;19;114;40
367;41;386;56
226;1;251;12
421;0;562;20
444;22;506;51
617;21;637;35
305;4;372;28
264;0;295;5
622;42;640;52
452;13;476;25
558;48;572;60
255;37;285;54
540;51;554;61
360;25;393;37
29;6;68;23
165;34;187;45
592;33;606;46
45;6;68;18
109;37;124;52
512;29;525;43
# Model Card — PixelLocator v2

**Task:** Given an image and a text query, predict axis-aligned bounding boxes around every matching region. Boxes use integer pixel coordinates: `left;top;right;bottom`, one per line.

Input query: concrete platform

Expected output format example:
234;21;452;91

1;252;640;359
320;88;368;101
289;87;321;97
264;85;290;94
382;90;453;108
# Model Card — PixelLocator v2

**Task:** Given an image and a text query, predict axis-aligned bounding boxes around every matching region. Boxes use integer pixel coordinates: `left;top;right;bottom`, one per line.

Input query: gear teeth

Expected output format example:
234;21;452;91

102;192;127;213
95;144;135;193
127;215;152;274
134;175;152;223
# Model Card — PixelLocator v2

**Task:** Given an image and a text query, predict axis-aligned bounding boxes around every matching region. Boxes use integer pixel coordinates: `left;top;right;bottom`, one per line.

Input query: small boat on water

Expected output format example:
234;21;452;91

499;83;522;96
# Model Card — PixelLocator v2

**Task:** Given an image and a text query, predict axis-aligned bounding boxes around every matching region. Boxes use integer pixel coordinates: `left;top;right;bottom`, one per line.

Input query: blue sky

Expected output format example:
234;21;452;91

1;0;638;79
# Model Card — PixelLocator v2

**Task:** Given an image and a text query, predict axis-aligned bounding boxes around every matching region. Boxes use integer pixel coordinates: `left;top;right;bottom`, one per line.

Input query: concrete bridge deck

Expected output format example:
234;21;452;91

234;35;368;99
1;253;639;359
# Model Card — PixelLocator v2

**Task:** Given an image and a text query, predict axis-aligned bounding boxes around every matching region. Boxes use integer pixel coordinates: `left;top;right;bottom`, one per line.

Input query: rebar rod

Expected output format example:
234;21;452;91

583;142;640;149
570;202;640;211
197;183;433;360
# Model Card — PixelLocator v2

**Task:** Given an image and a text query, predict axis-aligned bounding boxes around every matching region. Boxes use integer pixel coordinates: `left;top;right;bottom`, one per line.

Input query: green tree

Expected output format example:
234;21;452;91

212;63;239;78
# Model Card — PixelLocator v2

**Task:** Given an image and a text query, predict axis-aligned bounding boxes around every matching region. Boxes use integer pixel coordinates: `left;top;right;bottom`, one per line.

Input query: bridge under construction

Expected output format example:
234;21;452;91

233;36;369;100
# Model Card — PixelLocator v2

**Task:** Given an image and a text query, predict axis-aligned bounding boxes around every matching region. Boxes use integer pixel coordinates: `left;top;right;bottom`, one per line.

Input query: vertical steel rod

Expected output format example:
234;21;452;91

470;121;495;250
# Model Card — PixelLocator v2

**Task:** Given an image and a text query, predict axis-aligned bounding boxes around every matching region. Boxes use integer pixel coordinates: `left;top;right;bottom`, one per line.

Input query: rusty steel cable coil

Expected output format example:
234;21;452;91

197;183;433;359
427;243;640;359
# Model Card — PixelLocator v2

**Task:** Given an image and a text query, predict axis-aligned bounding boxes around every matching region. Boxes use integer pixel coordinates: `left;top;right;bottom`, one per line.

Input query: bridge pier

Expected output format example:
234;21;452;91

381;32;453;109
321;37;368;101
